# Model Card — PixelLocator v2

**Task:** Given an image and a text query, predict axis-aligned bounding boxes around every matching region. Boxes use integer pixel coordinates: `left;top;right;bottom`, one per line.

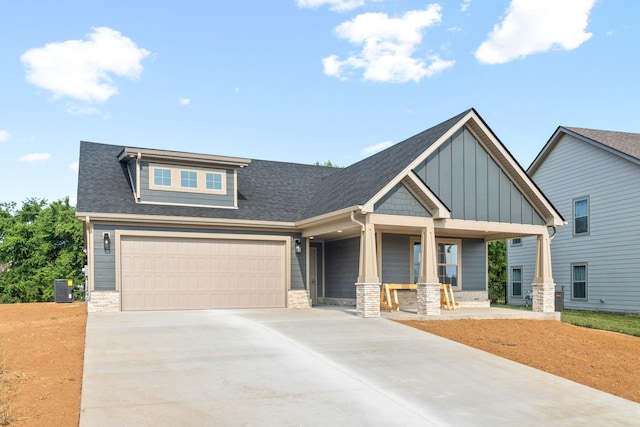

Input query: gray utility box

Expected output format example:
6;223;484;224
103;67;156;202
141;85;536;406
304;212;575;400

54;279;74;303
554;291;564;312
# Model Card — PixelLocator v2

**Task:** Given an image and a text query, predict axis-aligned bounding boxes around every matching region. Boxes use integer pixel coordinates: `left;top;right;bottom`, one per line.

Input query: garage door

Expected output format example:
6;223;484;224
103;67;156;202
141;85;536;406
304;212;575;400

120;236;286;311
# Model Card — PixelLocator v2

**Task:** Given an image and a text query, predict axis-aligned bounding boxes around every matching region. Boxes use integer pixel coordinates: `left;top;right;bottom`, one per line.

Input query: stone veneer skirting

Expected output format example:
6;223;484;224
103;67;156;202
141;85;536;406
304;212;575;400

356;283;381;318
88;291;120;313
532;283;555;313
318;297;356;307
416;283;441;316
287;290;311;308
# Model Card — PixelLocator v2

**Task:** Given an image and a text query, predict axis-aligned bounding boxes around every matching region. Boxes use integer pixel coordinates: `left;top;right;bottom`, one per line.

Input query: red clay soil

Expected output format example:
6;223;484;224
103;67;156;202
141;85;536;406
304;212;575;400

0;302;86;427
397;319;640;403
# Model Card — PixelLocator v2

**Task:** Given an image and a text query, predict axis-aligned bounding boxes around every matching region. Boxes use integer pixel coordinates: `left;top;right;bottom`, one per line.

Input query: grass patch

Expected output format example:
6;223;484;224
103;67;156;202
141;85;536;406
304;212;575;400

490;304;532;311
561;310;640;337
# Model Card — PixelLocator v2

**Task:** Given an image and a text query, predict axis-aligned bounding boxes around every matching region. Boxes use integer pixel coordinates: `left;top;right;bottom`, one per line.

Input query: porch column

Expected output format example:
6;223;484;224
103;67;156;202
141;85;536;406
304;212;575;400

355;219;381;318
532;232;555;313
416;223;440;316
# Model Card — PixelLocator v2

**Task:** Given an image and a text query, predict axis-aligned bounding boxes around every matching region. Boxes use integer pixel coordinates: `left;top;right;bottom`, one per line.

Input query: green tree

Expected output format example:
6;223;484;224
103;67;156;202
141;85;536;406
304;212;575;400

314;160;341;168
488;240;507;304
0;198;85;303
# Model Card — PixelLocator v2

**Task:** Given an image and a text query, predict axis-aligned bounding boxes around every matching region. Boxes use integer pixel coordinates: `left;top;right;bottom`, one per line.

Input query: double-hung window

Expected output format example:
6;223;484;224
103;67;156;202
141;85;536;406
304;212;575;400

511;267;522;297
437;241;460;287
574;198;589;235
572;264;587;300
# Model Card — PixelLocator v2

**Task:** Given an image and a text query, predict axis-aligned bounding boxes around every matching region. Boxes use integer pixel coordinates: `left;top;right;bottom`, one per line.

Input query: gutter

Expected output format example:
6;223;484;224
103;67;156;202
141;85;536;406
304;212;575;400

350;210;365;232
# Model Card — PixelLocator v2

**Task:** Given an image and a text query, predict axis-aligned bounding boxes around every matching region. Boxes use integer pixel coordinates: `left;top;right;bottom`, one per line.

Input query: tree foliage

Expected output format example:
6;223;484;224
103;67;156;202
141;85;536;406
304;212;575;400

0;198;85;303
488;240;507;303
314;160;341;168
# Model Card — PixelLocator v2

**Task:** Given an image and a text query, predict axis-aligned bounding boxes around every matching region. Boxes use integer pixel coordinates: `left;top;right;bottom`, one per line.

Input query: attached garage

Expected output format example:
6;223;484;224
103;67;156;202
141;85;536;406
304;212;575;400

119;234;287;311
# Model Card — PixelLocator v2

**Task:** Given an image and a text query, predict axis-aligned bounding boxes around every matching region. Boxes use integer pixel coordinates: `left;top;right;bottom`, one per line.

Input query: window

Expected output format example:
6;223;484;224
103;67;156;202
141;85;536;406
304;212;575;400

206;172;223;191
412;239;421;283
437;241;459;287
153;168;171;186
511;238;522;246
181;170;197;188
572;264;587;300
511;267;522;297
574;198;589;235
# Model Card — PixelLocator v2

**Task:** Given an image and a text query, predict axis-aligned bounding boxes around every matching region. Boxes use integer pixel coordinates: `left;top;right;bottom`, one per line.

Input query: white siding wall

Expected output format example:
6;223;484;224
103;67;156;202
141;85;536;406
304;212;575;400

509;134;640;312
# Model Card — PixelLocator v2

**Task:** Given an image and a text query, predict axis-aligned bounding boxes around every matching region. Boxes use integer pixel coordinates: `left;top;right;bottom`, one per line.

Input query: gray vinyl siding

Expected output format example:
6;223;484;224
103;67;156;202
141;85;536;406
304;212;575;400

374;183;431;217
90;224;305;292
509;133;640;312
324;237;359;299
381;234;411;283
310;242;324;298
139;162;235;207
506;237;536;304
414;127;544;225
461;238;487;291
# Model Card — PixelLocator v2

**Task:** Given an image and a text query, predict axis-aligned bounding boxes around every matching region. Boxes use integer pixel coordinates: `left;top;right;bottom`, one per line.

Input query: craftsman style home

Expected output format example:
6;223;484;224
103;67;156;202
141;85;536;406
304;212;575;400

508;126;640;313
76;108;564;317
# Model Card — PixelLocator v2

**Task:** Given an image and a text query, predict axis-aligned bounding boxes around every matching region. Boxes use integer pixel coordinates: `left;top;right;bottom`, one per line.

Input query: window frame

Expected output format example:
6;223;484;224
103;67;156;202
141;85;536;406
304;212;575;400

436;239;461;288
573;197;590;236
180;170;198;189
571;263;588;301
149;165;226;195
206;172;223;191
410;237;421;284
511;267;523;297
152;167;172;187
510;238;522;247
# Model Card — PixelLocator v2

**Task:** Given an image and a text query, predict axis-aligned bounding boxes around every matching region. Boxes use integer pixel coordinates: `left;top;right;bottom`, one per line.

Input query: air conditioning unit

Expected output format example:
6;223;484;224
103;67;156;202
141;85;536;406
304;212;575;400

54;279;74;303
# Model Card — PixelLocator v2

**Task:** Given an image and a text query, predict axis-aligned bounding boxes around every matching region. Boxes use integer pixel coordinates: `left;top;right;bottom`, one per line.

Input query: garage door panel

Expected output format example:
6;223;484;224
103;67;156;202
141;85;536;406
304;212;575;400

121;236;286;311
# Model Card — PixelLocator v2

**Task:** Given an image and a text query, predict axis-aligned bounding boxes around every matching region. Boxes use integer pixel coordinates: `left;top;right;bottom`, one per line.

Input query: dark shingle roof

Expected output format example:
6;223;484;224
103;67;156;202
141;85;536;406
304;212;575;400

77;109;472;222
303;109;472;217
565;127;640;161
76;142;337;222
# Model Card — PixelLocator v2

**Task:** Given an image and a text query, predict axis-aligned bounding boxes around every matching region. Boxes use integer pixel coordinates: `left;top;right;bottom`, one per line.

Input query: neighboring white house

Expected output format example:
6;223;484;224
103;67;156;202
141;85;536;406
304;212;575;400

508;126;640;313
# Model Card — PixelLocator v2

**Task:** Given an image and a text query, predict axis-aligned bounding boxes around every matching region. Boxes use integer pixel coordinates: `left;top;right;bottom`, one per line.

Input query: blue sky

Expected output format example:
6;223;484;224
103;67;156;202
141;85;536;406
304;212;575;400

1;0;638;205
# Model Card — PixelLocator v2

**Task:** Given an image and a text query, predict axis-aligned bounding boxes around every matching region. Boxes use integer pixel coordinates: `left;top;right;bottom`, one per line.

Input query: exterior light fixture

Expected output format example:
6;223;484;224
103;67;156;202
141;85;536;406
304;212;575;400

294;239;302;253
103;233;111;252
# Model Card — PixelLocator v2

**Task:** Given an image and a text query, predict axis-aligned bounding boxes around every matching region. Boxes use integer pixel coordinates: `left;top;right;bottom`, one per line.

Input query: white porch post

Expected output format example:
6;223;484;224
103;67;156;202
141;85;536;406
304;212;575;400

416;222;440;316
355;217;381;318
532;232;555;313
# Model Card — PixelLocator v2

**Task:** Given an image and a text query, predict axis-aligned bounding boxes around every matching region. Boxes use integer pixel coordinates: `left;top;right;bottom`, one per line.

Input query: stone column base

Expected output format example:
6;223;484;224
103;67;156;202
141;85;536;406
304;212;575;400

88;291;120;312
417;282;441;316
532;283;555;313
287;290;311;308
355;282;381;318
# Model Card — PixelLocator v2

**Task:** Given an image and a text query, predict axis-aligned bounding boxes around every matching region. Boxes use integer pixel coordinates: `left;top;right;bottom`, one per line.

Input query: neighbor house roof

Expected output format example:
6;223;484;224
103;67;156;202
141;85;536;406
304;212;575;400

529;126;640;175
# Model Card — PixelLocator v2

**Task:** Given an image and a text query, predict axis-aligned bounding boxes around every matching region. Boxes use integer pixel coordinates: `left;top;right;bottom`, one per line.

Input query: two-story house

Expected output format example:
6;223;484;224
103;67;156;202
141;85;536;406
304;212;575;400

76;108;564;316
508;126;640;313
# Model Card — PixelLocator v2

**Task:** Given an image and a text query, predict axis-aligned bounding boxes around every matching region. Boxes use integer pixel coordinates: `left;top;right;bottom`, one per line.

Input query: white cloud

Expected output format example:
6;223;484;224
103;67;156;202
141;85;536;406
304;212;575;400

69;162;79;172
323;6;455;83
296;0;365;12
21;26;150;103
461;0;471;12
179;97;191;106
0;130;9;142
19;152;51;163
362;140;393;155
475;0;595;65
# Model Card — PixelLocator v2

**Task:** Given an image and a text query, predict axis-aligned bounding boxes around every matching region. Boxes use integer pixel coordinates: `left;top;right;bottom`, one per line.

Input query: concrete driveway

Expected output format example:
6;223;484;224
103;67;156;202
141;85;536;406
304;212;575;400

80;308;639;426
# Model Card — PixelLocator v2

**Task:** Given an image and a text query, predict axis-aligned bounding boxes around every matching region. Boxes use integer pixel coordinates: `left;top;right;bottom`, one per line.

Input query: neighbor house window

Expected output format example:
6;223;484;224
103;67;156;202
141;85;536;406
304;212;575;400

511;238;522;246
437;240;460;287
153;168;171;186
206;172;223;191
180;170;198;188
574;198;589;235
572;264;587;300
511;267;522;297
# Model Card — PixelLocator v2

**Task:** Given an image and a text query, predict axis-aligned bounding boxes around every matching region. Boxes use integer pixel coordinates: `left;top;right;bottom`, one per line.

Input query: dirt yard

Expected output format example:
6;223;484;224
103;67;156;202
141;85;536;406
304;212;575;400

0;302;86;427
0;304;639;427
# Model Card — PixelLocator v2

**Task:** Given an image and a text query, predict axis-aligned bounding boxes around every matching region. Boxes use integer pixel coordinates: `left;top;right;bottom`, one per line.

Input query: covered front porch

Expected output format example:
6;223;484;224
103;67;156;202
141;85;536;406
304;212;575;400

303;211;557;318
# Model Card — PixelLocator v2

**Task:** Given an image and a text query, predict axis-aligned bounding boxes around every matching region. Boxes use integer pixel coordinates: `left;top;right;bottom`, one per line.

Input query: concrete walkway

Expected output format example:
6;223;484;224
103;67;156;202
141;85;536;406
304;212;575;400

80;308;639;426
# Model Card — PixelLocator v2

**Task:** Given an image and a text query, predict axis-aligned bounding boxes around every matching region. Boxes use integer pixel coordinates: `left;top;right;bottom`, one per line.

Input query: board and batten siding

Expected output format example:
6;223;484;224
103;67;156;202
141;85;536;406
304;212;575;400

461;238;487;291
324;237;359;299
381;233;412;284
509;133;640;312
139;162;235;207
414;127;544;225
90;224;306;292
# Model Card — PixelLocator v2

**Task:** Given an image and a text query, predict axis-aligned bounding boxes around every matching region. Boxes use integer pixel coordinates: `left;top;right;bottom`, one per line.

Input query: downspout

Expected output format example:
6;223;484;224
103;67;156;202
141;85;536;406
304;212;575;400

135;152;142;201
549;226;558;240
350;210;365;231
84;216;92;303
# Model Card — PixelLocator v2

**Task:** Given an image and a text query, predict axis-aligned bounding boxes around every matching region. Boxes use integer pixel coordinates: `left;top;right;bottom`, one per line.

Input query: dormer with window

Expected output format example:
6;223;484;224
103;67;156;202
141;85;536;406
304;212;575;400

117;147;251;208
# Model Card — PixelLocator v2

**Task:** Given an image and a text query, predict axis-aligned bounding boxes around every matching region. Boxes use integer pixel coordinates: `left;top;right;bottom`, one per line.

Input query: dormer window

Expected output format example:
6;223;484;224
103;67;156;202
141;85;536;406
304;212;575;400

206;173;223;191
181;170;198;188
154;168;171;186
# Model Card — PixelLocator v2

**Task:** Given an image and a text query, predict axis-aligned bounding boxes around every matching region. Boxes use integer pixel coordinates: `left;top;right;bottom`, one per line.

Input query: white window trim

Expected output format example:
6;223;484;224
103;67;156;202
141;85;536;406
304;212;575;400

149;165;227;195
511;266;523;298
571;263;588;301
436;238;462;289
152;167;172;187
573;196;590;237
